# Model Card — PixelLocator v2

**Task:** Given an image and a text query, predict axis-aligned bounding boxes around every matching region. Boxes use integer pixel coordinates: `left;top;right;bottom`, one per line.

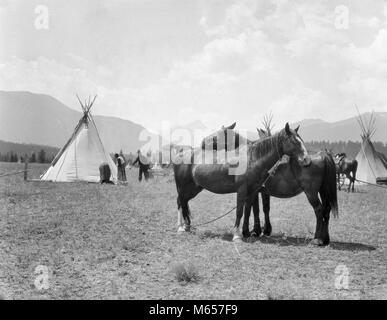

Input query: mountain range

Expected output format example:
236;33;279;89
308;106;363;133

0;91;159;153
248;115;387;142
0;91;386;155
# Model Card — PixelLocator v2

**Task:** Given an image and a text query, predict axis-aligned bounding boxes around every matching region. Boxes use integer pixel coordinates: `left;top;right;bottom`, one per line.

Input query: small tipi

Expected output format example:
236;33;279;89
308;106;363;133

355;111;387;184
41;95;117;183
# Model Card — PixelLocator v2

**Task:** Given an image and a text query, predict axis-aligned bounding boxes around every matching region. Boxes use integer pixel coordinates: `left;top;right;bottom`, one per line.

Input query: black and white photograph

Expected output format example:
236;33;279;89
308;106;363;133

0;0;386;303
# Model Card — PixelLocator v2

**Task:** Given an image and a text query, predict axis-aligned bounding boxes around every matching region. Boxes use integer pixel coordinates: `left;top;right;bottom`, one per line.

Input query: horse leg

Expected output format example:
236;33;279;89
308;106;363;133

233;185;247;242
352;162;358;192
176;185;203;233
177;199;185;232
341;174;346;188
242;199;252;238
319;190;331;245
345;173;352;193
337;173;341;191
251;194;262;237
304;191;327;246
262;192;272;236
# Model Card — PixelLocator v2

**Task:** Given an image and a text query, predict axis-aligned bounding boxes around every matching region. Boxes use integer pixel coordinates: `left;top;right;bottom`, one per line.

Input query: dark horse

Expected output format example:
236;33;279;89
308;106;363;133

201;124;338;246
173;123;311;242
334;153;358;192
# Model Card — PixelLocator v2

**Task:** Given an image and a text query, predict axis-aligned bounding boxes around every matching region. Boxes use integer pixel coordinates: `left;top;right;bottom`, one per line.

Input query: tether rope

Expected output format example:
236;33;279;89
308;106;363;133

0;170;28;178
355;178;387;189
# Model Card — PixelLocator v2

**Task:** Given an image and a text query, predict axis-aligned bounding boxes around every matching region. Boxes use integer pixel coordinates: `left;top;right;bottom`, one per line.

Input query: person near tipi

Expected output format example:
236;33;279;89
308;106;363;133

114;152;127;182
132;149;150;182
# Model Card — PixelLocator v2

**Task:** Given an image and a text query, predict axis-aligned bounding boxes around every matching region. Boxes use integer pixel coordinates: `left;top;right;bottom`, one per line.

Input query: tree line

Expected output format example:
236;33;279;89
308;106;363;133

2;140;387;164
0;149;53;163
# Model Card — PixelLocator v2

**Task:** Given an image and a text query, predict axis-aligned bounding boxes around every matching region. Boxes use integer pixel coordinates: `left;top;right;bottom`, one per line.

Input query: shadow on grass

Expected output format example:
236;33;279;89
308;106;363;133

200;230;376;252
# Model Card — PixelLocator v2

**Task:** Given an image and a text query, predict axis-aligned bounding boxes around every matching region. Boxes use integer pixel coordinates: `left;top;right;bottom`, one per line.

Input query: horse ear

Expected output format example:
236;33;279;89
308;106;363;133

295;125;300;133
227;122;236;130
258;129;266;139
285;122;291;135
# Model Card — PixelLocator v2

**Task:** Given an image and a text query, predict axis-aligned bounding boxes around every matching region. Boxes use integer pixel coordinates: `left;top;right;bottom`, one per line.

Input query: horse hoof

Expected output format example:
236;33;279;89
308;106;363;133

177;226;186;233
233;235;243;242
310;238;324;246
250;231;261;238
263;227;272;236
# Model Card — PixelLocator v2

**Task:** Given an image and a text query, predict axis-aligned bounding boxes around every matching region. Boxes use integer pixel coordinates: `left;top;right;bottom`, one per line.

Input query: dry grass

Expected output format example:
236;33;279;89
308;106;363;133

0;162;386;300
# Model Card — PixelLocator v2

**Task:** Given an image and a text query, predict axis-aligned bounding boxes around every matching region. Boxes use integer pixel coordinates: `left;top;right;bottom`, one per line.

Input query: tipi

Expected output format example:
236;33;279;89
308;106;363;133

41;95;117;183
355;111;387;184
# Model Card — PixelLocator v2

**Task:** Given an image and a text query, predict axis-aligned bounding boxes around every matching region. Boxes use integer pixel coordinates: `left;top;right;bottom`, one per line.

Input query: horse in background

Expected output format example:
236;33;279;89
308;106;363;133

334;153;358;192
202;123;338;246
173;123;311;242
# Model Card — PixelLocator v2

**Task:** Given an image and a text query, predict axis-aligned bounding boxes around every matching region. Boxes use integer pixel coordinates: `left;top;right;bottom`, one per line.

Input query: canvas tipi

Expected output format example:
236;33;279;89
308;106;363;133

41;95;117;183
355;111;387;184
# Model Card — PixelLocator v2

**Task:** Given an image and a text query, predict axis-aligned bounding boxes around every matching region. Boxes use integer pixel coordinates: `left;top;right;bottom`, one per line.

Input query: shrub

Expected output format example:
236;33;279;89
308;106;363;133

172;262;199;283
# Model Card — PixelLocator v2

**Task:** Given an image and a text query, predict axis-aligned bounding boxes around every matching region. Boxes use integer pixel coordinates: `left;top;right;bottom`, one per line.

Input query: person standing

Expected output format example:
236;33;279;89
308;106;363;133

114;153;127;182
132;150;150;182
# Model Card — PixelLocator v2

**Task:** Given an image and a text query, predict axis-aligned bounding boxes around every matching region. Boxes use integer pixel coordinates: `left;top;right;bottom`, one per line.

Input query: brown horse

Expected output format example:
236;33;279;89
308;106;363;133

201;125;338;246
334;153;358;192
173;123;311;241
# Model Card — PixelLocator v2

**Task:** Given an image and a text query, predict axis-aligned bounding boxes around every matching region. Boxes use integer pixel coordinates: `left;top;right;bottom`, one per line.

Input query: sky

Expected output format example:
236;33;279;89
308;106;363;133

1;0;387;135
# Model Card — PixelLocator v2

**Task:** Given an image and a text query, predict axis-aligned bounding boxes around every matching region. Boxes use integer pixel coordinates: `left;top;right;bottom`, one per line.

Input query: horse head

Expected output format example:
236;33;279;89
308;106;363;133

280;123;311;167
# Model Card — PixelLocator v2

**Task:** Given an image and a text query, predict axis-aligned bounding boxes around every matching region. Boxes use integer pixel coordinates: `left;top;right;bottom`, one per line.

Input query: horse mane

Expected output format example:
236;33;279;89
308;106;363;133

249;129;284;159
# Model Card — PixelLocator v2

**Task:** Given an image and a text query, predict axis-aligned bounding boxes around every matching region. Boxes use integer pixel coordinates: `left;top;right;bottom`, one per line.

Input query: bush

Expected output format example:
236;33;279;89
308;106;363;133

172;262;199;283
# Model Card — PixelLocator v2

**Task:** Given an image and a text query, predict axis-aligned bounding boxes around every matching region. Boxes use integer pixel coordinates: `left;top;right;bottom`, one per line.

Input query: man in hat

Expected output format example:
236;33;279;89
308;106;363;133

132;149;150;182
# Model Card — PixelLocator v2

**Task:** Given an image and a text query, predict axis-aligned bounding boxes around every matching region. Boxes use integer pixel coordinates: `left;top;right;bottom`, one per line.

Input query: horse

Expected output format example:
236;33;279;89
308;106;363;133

334;153;358;192
173;123;311;242
201;125;338;246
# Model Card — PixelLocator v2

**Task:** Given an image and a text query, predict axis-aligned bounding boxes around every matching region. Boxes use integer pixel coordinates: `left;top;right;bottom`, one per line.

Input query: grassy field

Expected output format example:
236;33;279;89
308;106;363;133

0;161;386;300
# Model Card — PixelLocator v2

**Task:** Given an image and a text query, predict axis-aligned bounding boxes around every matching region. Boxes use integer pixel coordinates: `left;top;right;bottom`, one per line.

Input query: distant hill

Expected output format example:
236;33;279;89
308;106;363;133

0;91;160;153
1;91;386;154
247;113;387;143
292;114;387;142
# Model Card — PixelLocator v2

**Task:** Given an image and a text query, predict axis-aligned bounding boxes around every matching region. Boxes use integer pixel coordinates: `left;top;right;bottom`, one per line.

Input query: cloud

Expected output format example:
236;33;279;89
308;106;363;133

1;0;387;137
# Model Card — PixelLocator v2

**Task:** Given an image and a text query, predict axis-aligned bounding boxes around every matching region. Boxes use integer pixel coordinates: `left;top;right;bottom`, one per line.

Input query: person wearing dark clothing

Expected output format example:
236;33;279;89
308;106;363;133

99;162;114;184
132;150;150;182
114;153;127;182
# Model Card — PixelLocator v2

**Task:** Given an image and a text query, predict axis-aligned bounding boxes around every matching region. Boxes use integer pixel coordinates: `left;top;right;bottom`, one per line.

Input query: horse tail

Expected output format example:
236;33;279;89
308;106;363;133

322;152;339;218
173;162;192;224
